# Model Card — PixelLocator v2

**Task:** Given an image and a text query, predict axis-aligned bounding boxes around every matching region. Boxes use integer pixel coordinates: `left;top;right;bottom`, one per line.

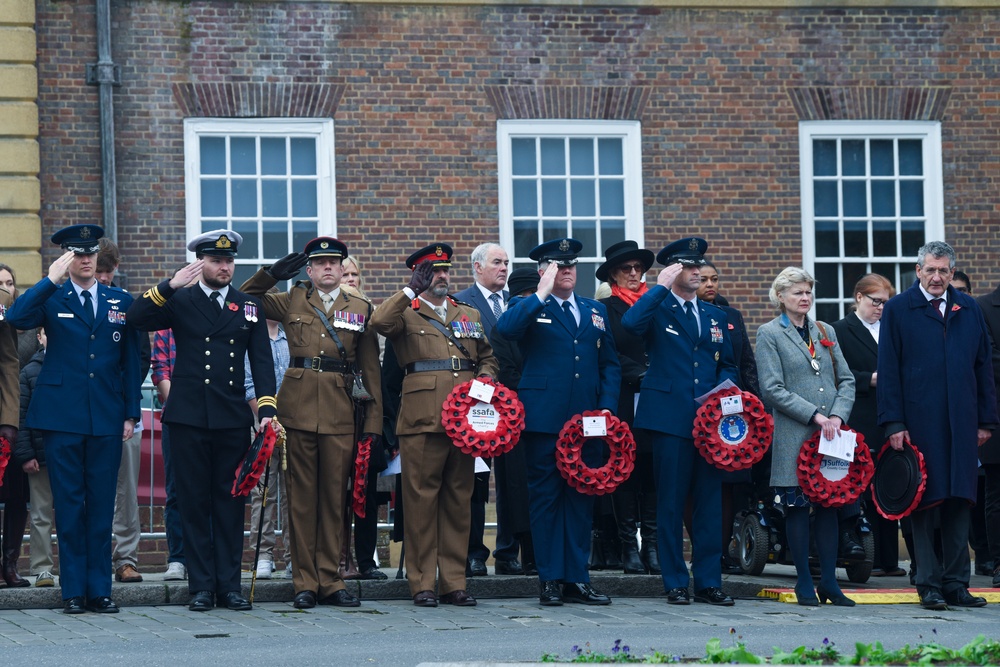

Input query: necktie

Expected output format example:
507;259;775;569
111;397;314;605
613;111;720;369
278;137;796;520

682;301;700;340
434;304;447;321
931;297;944;318
321;293;333;313
210;290;222;311
81;290;94;325
562;300;577;328
489;292;504;321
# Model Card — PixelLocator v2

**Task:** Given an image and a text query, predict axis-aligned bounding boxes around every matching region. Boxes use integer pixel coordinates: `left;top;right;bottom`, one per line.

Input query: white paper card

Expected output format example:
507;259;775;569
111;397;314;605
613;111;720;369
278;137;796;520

474;456;490;473
380;453;402;477
720;395;744;415
469;380;495;403
817;429;857;462
695;379;738;405
467;401;500;432
583;416;608;437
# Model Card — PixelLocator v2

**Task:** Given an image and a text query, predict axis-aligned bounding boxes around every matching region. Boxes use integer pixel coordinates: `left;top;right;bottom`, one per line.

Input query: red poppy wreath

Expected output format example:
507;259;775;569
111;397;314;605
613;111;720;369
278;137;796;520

441;378;525;457
232;420;286;497
0;436;10;487
692;386;773;471
796;426;874;508
555;411;636;496
352;434;374;518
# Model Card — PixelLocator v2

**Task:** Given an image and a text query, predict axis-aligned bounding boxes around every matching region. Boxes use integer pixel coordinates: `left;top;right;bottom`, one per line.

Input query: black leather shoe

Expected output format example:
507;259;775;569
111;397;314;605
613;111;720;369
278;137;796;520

293;591;317;609
523;561;539;577
919;589;948;610
63;596;86;614
975;560;995;576
562;582;611;605
839;530;866;559
359;566;388;580
539;580;563;606
86;596;119;613
945;588;987;608
494;559;524;575
222;591;252;611
320;589;360;607
189;591;214;612
721;556;743;575
694;587;735;606
413;590;438;607
466;558;487;577
993;565;1000;589
440;589;477;606
665;587;691;605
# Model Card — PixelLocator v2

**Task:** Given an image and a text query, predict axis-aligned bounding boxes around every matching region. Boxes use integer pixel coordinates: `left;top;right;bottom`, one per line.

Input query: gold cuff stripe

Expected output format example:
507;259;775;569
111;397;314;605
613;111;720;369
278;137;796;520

144;285;166;307
256;396;277;409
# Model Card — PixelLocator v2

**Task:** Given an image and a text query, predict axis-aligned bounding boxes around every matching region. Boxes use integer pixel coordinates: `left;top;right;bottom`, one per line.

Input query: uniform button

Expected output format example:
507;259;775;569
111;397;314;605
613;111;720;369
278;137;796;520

819;387;824;392
205;350;211;356
420;330;425;334
90;354;95;359
574;340;578;344
229;381;234;386
453;372;458;378
230;352;235;358
229;367;234;372
205;337;210;342
821;405;827;410
90;335;96;340
694;346;699;351
89;373;94;378
574;373;580;379
815;372;820;376
205;365;211;370
693;362;699;368
205;379;210;385
694;379;699;384
321;333;326;338
230;339;234;344
575;356;580;361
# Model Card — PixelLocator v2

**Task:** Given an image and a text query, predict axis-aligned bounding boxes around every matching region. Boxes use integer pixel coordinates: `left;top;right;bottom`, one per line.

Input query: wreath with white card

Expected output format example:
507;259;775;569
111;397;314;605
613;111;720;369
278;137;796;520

692;386;773;471
796;426;874;508
554;411;636;496
441;377;524;457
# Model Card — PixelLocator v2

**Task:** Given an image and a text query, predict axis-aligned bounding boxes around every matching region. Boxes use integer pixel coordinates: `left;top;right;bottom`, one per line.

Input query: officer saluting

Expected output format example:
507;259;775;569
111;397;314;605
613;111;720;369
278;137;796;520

6;224;142;614
127;230;278;612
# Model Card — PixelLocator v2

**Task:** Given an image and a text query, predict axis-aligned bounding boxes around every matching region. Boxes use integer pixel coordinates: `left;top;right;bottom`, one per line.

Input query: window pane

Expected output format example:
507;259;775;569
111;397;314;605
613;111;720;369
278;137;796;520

542;219;566;243
569;139;595;175
541;180;567;217
574;219;597;258
598;138;623;175
540;139;565;175
900;264;917;287
260;138;287;176
901;220;924;256
230;137;257;176
292;221;317;253
231;180;258;217
842;181;867;217
815;220;839;257
512;180;537;216
233;221;258;259
200;137;226;175
200;179;227;217
292;181;318;217
261;181;288;217
870;140;894;176
290;138;317;176
814;263;838;298
511;139;536;176
841;263;867;297
571;180;595;217
577;262;599;297
514;219;538;256
842;140;866;176
898;140;923;176
843;221;868;256
813;181;838;217
899;181;924;216
262;221;288;258
812;140;837;177
816;302;840;323
599;180;625;216
870;181;896;217
872;220;897;256
232;264;257;291
871;262;897;286
601;221;625;250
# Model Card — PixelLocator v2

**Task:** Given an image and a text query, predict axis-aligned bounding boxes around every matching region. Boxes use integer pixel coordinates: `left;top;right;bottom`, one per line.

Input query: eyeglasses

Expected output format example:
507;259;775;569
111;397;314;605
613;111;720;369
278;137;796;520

618;263;645;275
863;294;886;307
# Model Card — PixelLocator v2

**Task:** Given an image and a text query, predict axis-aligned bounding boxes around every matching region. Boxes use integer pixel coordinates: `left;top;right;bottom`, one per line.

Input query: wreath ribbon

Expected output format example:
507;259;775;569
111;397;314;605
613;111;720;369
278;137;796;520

0;436;10;487
796;426;874;508
692;386;773;471
441;378;525;457
554;411;636;496
352;435;373;518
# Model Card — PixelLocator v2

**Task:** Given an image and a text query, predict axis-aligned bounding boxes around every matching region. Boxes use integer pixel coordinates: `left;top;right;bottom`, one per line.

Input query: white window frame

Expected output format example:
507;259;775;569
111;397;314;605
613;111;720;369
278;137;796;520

183;118;337;268
799;120;945;319
497;120;645;292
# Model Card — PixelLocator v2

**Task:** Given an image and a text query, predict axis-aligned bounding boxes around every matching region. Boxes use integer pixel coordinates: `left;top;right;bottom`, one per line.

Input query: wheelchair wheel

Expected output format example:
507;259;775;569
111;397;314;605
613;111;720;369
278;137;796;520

737;513;769;576
845;530;875;583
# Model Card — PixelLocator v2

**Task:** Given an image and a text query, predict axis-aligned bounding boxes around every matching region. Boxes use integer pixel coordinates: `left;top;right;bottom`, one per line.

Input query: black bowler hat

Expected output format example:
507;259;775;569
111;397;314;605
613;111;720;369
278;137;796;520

595;240;655;282
304;237;348;260
528;238;582;266
507;267;540;296
51;224;104;254
871;440;926;520
188;229;242;257
406;243;453;270
657;237;708;267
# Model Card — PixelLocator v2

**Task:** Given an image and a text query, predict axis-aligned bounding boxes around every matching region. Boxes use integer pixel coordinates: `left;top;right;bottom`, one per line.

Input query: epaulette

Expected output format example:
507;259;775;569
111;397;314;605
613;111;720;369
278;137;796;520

342;284;372;304
447;295;474;309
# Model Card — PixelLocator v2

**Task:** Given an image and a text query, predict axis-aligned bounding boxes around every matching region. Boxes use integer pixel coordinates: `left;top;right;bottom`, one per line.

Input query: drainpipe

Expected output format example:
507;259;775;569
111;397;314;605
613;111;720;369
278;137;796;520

85;0;120;241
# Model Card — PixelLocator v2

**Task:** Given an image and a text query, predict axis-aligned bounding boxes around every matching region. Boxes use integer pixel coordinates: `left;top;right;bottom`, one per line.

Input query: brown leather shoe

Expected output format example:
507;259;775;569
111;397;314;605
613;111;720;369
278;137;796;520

413;590;438;607
440;589;477;606
115;564;143;583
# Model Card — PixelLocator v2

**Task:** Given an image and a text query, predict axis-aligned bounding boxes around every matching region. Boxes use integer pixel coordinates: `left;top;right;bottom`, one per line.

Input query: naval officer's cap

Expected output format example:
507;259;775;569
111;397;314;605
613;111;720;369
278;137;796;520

51;224;104;254
188;229;242;257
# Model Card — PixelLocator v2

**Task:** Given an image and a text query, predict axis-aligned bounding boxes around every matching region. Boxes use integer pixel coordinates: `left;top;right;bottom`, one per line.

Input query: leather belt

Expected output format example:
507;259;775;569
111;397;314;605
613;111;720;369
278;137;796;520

405;358;475;374
290;356;350;373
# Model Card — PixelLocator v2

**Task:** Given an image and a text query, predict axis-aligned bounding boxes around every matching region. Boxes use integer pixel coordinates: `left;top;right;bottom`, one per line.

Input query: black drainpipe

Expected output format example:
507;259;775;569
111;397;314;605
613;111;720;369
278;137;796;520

85;0;120;242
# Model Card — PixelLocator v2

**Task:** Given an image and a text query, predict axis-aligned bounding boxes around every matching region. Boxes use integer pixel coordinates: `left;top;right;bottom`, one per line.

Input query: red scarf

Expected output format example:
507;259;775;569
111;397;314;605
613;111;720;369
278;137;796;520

610;282;647;307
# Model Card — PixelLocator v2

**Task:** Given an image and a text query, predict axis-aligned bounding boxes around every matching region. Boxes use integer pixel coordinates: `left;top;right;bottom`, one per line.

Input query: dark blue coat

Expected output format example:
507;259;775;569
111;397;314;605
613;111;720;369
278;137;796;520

621;285;738;438
6;278;142;437
877;282;998;507
495;292;620;434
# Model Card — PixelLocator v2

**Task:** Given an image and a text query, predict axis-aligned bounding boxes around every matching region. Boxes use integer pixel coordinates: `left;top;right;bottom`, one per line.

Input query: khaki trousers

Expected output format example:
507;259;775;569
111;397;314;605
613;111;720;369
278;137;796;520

27;468;56;574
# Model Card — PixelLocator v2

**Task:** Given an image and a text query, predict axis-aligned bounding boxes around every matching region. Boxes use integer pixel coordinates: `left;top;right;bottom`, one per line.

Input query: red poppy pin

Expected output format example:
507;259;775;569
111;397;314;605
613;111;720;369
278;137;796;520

228;302;239;312
951;304;961;312
819;339;834;348
460;314;470;323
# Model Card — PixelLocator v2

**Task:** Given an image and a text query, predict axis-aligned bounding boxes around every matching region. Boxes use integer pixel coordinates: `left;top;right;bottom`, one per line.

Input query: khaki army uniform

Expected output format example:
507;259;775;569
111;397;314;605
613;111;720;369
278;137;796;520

242;270;382;599
371;290;498;597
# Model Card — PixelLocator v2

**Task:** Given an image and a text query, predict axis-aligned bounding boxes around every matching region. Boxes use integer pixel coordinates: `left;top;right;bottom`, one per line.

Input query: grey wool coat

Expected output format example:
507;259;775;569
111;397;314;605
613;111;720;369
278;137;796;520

755;313;856;487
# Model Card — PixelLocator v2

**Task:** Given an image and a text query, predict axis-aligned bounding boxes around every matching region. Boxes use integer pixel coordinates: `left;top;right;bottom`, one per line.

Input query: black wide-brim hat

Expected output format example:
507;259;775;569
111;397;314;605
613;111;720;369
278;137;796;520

871;440;926;520
595;240;655;282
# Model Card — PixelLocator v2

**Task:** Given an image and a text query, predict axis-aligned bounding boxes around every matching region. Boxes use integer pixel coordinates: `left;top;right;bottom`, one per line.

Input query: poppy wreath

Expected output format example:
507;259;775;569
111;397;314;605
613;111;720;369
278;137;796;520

352;434;374;518
232;420;286;497
441;377;525;457
692;386;774;471
796;426;875;508
555;410;636;496
0;436;10;487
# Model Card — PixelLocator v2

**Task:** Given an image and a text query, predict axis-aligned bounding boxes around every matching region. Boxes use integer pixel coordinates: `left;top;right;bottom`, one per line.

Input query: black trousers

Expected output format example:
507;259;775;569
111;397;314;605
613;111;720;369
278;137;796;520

910;498;971;596
168;424;249;596
983;464;1000;565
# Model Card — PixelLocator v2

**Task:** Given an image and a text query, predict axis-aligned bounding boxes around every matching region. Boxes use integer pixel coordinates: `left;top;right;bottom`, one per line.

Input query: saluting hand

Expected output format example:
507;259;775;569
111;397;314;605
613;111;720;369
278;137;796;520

406;261;435;296
169;260;204;290
656;263;684;290
535;262;558;300
47;251;75;285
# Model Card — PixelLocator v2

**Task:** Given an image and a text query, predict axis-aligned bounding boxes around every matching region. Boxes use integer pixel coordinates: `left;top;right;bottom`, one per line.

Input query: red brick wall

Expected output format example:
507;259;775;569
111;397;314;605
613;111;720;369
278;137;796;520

34;1;1000;337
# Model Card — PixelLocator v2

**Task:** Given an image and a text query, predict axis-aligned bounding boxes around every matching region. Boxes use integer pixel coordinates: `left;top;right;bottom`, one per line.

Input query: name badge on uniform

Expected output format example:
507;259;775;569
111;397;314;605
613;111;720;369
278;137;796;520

58;312;74;318
332;310;366;332
710;325;723;344
451;321;484;339
244;302;258;323
536;317;552;324
591;313;606;331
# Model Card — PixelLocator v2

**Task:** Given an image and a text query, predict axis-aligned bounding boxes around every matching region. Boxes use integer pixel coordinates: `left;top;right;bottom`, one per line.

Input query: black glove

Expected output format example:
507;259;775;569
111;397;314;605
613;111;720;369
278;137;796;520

267;252;309;281
0;424;17;444
362;432;382;449
407;261;435;296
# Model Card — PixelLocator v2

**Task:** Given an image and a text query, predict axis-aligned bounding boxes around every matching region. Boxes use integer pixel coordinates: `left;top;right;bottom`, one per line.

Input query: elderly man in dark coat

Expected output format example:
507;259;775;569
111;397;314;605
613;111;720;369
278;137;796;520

877;240;998;610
